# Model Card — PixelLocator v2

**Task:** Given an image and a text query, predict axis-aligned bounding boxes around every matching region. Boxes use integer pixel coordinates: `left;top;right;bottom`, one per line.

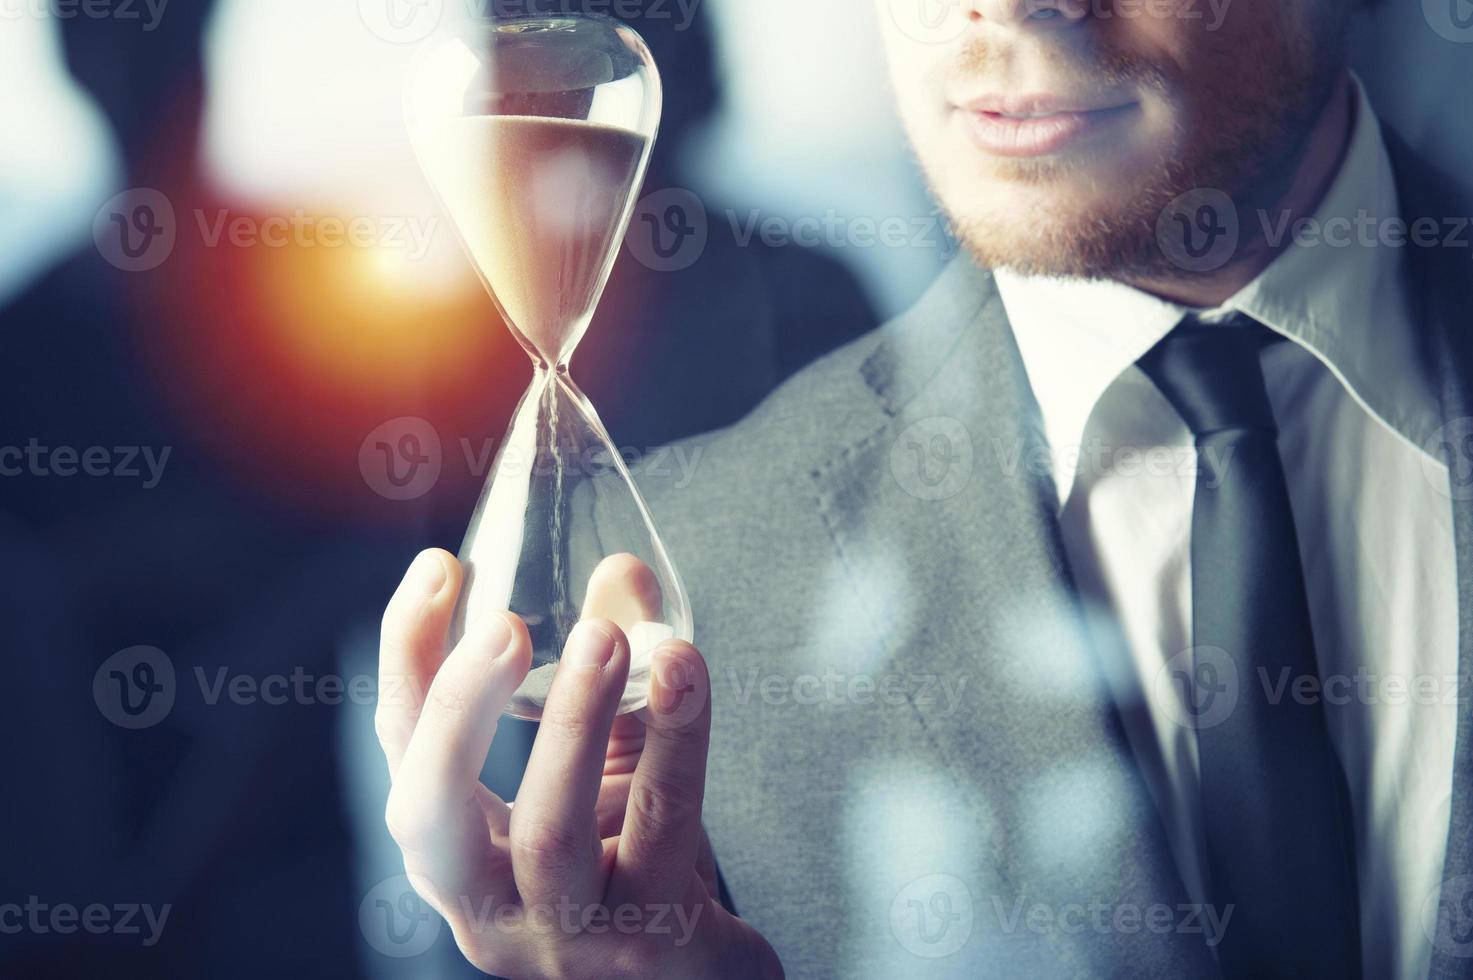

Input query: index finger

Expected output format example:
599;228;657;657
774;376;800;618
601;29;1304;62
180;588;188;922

377;549;461;777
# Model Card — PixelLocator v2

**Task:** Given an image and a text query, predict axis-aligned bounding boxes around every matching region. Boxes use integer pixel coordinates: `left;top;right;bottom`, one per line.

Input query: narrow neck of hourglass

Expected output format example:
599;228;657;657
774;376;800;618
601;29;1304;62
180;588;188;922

508;331;568;374
510;327;576;375
511;306;596;372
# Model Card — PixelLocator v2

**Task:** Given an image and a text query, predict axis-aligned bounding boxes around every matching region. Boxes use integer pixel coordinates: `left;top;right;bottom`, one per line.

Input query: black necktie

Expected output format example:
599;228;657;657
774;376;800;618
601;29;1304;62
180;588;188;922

1139;315;1361;978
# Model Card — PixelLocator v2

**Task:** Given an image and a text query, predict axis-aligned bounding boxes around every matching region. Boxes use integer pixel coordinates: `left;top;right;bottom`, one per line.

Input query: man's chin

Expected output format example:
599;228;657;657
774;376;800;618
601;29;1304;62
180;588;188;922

947;201;1169;282
926;130;1196;280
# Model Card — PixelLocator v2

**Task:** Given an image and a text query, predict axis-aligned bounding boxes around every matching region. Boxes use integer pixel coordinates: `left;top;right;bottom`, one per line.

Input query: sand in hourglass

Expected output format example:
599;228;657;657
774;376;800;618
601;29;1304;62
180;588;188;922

428;115;649;364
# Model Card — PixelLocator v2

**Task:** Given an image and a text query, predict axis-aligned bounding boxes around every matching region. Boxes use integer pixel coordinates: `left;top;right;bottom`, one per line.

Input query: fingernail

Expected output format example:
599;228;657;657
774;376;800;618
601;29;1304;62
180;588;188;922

408;551;447;595
474;613;514;659
566;621;616;669
653;646;693;714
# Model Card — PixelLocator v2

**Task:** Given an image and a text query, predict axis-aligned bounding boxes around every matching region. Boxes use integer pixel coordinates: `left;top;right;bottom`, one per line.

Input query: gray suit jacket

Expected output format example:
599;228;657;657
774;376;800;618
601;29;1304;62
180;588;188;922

639;137;1472;979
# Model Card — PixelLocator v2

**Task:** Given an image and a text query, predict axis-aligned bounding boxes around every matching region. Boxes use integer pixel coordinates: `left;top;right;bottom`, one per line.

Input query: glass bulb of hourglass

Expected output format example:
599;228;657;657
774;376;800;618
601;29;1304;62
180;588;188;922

406;15;691;719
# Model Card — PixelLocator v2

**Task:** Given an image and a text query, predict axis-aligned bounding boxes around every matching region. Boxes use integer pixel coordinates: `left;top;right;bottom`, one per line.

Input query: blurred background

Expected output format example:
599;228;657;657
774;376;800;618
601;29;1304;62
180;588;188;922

0;0;1468;975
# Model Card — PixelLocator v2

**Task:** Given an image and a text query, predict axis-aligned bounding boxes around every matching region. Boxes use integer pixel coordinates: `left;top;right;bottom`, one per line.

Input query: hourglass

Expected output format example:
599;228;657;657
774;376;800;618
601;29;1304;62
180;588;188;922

406;14;691;720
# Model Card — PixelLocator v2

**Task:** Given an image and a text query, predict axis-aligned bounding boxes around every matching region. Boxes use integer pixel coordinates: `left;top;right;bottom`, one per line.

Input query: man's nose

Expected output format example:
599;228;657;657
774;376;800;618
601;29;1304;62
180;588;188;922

971;0;1091;29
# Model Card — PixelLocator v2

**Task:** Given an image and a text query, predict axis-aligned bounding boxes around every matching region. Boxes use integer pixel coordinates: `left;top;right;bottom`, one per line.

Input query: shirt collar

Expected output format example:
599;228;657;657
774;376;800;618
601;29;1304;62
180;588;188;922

997;75;1441;505
995;269;1183;501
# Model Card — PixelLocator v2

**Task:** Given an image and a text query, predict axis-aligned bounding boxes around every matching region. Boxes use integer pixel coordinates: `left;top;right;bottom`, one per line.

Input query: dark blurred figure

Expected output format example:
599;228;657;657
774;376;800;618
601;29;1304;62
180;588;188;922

1;5;393;976
567;1;881;447
0;2;876;978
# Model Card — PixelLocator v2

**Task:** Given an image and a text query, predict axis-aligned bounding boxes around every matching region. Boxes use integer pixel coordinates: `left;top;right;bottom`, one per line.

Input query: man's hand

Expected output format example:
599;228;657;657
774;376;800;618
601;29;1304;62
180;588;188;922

375;549;783;979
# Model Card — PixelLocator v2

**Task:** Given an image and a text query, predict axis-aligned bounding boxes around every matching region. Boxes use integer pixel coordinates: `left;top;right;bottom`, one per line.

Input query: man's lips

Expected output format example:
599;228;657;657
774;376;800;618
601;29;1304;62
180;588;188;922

956;95;1138;157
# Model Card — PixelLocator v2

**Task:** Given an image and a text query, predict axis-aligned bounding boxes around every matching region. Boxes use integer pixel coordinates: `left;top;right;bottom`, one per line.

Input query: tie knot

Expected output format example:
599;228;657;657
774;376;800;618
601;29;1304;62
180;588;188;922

1139;314;1281;440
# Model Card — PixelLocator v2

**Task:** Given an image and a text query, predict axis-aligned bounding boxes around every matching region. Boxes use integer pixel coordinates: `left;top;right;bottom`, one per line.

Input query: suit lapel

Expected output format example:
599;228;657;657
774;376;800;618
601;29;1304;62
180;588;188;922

808;257;1219;977
1388;134;1473;980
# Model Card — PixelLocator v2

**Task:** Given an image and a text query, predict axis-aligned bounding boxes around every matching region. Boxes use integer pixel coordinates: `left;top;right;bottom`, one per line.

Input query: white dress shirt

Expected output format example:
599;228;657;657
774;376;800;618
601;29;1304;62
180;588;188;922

995;77;1458;980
